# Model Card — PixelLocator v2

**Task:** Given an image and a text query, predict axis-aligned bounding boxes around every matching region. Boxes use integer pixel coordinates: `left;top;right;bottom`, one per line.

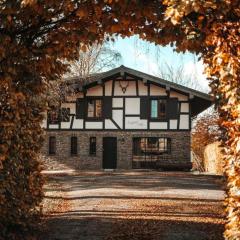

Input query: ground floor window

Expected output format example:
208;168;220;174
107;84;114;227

133;137;171;156
132;137;171;168
89;137;96;155
71;136;78;155
49;136;56;155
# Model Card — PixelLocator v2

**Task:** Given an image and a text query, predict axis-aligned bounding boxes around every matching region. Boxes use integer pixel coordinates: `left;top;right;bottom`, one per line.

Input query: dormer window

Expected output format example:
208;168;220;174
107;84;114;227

87;99;102;119
150;99;166;119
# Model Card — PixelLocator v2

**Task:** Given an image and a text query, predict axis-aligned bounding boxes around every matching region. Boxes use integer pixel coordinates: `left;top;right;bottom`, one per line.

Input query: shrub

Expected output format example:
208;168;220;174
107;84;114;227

0;90;44;240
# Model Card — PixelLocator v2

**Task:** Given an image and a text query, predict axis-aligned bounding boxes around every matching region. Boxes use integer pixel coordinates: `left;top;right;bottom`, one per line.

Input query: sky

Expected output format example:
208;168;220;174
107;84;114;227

110;36;210;92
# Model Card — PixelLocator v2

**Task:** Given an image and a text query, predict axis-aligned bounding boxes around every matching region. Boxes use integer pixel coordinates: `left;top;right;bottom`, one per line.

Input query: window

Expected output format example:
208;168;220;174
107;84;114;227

87;99;102;118
89;137;96;155
49;136;56;155
150;99;166;119
71;136;78;155
48;110;59;124
133;137;171;156
61;108;70;122
48;107;70;123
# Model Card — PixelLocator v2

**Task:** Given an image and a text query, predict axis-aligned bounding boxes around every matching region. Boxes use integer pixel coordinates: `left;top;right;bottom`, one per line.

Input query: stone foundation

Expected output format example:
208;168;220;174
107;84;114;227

42;131;191;170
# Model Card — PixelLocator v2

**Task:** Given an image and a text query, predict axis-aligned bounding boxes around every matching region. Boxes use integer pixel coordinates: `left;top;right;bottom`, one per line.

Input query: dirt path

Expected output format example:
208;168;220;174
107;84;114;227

40;171;225;240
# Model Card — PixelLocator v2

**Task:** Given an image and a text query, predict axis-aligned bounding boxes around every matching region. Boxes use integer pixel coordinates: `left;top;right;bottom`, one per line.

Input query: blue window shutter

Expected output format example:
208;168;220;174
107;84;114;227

151;100;158;118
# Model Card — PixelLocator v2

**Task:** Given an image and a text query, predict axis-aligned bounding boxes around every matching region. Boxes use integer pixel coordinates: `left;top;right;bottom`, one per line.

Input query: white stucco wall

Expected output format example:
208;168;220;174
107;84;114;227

114;81;136;96
149;122;168;129
49;124;59;129
105;119;118;129
125;117;147;129
125;98;140;115
112;97;123;108
179;115;189;129
150;84;167;96
180;102;189;113
112;109;123;128
138;80;148;95
61;121;71;129
72;119;83;129
169;119;178;129
85;121;103;129
105;80;113;96
170;91;188;101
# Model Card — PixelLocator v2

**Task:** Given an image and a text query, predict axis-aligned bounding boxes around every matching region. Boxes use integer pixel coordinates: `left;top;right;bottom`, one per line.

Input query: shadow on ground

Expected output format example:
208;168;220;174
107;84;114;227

40;172;225;240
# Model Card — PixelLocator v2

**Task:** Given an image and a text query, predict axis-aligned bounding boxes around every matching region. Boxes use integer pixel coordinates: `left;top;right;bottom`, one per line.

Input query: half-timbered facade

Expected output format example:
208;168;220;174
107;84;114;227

42;65;212;170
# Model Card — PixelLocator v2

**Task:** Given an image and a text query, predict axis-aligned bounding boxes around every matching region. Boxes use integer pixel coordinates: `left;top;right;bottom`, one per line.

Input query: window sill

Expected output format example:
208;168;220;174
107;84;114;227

133;153;170;156
149;118;167;122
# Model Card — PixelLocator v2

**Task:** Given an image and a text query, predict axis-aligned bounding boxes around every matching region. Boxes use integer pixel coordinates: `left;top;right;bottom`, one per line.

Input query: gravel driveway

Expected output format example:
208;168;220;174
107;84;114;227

41;171;225;240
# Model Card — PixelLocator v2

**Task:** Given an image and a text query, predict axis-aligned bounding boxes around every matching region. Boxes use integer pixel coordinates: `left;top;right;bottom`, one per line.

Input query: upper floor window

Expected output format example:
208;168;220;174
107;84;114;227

49;136;56;155
48;107;70;123
151;99;166;119
87;99;102;118
61;108;70;122
48;110;59;124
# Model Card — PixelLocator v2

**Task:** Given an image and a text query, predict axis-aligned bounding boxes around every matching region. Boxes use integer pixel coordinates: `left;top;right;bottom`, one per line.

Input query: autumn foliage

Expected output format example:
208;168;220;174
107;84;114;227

0;1;239;239
192;111;220;169
0;84;44;239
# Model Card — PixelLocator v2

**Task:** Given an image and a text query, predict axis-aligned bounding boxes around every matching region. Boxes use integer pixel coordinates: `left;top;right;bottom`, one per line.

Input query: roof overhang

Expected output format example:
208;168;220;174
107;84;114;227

64;65;213;116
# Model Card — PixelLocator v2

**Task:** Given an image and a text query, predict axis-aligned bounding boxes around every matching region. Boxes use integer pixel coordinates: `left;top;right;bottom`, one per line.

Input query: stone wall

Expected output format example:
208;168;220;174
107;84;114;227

41;131;191;170
204;141;223;175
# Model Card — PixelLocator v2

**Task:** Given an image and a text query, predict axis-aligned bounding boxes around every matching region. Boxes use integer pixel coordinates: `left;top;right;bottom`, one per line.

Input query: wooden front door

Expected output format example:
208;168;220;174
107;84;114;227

102;137;117;169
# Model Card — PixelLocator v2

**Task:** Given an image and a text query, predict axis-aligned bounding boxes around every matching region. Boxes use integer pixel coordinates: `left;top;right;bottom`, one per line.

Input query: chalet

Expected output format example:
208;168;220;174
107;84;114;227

42;65;212;170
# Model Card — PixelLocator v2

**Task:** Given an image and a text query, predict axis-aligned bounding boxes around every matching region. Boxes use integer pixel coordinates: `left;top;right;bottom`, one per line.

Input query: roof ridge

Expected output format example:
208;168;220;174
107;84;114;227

62;65;212;101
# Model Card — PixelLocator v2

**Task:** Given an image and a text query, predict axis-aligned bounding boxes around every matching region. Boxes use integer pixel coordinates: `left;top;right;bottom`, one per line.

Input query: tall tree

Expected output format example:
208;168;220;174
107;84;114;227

0;1;239;239
66;42;122;78
47;42;122;105
157;60;204;91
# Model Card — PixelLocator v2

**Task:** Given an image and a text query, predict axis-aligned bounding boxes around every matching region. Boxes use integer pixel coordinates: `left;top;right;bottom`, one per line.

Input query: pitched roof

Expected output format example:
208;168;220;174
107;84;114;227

66;65;211;100
64;65;213;116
